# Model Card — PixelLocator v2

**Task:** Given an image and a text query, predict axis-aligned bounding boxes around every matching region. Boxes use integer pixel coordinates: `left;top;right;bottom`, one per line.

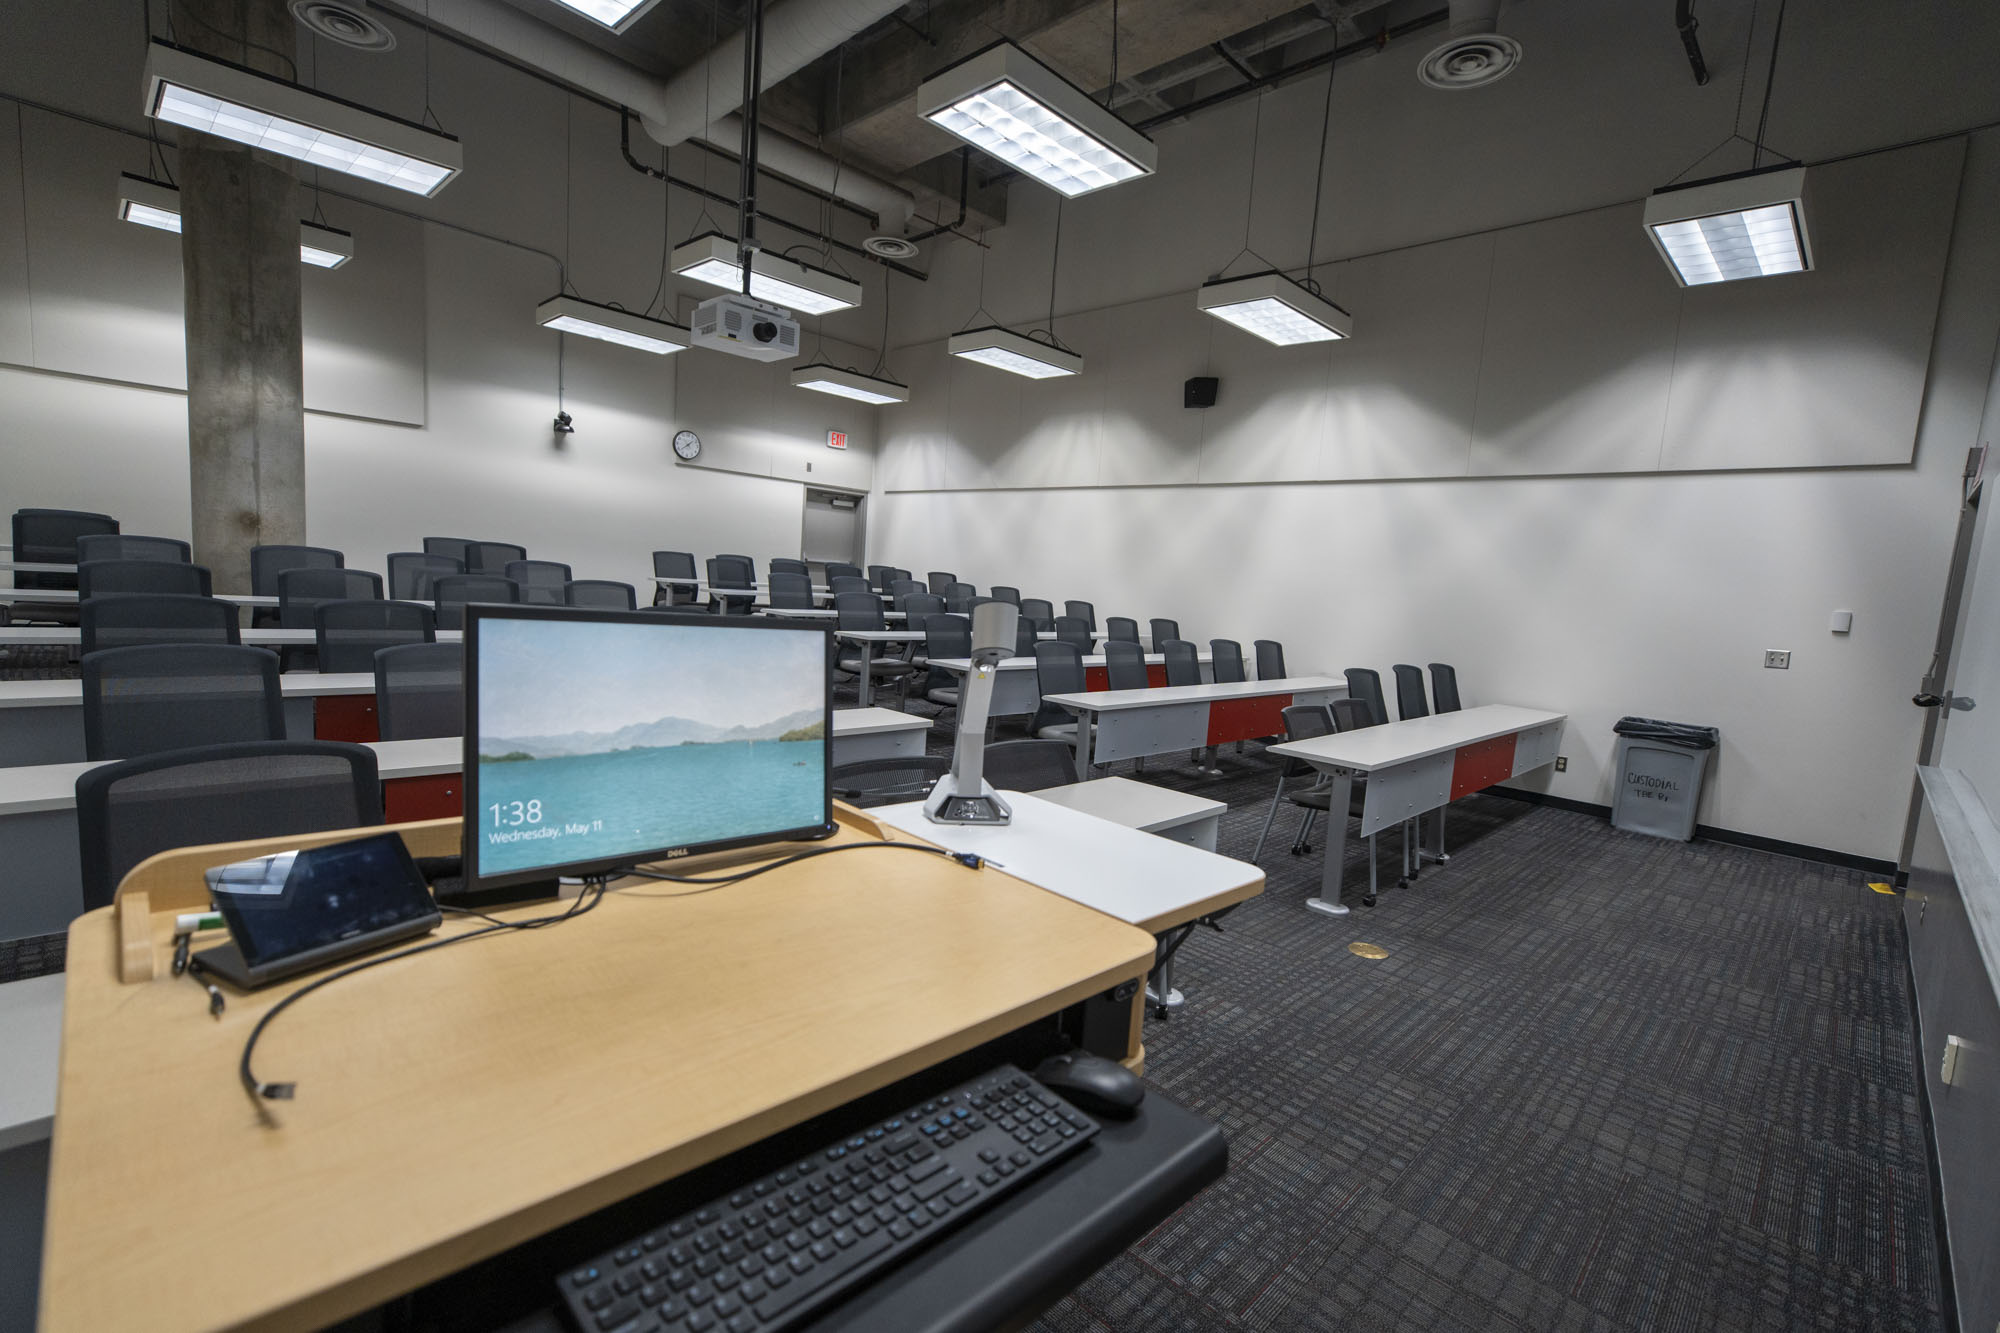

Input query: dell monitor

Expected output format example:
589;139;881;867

463;606;833;900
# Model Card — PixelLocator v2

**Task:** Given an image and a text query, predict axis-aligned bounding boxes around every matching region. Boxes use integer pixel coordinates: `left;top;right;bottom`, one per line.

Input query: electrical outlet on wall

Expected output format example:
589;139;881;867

1554;756;1568;772
1764;650;1791;669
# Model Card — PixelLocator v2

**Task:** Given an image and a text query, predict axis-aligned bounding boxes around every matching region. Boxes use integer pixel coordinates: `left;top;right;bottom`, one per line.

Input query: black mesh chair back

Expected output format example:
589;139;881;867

279;567;383;628
1278;703;1336;777
831;756;950;808
82;644;284;761
867;564;895;590
1255;640;1286;680
1330;696;1377;732
653;550;699;606
770;558;809;576
465;541;527;574
387;552;462;600
504;560;572;606
78;560;212;599
944;583;975;613
1103;639;1150;691
825;562;862;583
1210;639;1246;684
706;556;756;615
1429;663;1462;713
989;586;1021;606
1020;598;1054;625
1104;616;1140;644
1052;616;1093;654
926;571;956;595
375;641;463;740
890;579;926;603
1393;663;1430;720
1161;639;1202;687
983;740;1079;792
251;544;343;596
314;599;435;673
1148;618;1180;646
1014;619;1039;659
715;554;759;583
565;580;638;611
1343;668;1387;727
830;576;873;597
923;613;972;693
1063;600;1096;632
81;594;240;653
834;591;887;631
768;572;816;609
75;740;383;912
1031;642;1087;733
423;537;476;565
903;592;945;621
77;534;190;564
13;508;117;589
433;574;520;630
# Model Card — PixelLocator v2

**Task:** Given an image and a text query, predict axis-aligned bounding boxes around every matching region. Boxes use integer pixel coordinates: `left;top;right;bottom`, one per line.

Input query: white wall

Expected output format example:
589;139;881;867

0;0;894;581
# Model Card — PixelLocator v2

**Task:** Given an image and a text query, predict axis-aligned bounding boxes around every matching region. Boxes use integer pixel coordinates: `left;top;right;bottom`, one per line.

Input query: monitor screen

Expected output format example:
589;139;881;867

463;607;833;892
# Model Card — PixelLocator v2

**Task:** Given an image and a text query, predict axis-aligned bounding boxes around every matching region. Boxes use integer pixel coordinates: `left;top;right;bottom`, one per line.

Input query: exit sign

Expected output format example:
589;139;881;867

826;430;848;450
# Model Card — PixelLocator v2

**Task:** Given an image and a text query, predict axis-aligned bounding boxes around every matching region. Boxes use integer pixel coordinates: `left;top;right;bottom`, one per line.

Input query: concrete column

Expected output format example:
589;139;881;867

175;0;306;589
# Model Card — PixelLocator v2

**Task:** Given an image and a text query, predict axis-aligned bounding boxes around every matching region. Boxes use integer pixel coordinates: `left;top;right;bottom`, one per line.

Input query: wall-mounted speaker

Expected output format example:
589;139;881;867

1184;376;1218;409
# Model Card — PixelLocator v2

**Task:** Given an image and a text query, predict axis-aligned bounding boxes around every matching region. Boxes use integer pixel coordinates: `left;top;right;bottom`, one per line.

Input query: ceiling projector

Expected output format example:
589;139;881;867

691;293;800;362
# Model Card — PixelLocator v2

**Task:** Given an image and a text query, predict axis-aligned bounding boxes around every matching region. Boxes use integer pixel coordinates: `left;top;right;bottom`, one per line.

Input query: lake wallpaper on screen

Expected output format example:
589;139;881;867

474;619;827;876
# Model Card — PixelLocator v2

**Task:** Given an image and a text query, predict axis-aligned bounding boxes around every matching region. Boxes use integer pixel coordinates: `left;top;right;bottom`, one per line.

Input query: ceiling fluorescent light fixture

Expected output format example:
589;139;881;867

535;295;689;355
543;0;665;33
947;326;1082;379
790;363;910;405
918;41;1157;198
1198;271;1351;345
118;173;354;268
142;41;461;197
1644;165;1811;287
671;234;862;315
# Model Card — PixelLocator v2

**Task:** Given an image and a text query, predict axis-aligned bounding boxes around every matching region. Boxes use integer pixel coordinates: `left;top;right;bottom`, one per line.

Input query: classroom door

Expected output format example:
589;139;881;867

802;489;865;566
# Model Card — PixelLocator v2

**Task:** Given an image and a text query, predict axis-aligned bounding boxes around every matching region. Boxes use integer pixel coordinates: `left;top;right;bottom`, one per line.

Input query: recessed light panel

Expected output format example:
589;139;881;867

535;295;689;355
1644;167;1811;286
543;0;664;32
1198;271;1352;345
947;326;1083;379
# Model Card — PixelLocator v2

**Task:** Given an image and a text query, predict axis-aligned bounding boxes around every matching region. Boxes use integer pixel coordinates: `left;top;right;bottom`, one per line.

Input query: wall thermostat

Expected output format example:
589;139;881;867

673;429;701;460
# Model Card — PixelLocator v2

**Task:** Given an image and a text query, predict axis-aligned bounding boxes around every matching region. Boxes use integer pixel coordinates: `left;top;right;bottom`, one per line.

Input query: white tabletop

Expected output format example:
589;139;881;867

1268;704;1568;772
7;590;278;606
832;707;932;737
1;561;76;574
756;607;907;622
835;629;926;643
0;670;378;710
930;649;1213;674
1031;776;1225;833
0;627;463;647
1044;675;1347;713
0;974;64;1151
874;791;1260;933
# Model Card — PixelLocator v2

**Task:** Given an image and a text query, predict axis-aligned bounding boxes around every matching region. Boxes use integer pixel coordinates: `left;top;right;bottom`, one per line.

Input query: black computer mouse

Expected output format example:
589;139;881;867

1033;1051;1146;1119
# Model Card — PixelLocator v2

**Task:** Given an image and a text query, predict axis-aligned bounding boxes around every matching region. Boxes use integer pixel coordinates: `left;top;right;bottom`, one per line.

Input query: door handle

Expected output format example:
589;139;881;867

1913;693;1945;707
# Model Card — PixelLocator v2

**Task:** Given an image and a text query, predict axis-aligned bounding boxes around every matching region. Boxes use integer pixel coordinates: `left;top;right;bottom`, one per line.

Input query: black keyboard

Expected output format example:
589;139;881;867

558;1064;1099;1333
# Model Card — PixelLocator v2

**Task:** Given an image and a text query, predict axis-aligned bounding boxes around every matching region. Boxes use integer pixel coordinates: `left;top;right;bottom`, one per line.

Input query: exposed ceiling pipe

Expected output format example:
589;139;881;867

402;0;915;229
1675;0;1711;85
1444;0;1502;36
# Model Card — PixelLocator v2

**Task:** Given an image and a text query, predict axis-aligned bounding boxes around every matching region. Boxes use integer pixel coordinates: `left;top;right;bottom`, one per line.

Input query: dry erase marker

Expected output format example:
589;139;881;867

176;912;225;933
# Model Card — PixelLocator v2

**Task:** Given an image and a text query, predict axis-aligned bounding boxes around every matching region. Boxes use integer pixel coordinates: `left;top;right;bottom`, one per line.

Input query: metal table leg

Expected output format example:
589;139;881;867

1305;771;1354;918
856;639;876;708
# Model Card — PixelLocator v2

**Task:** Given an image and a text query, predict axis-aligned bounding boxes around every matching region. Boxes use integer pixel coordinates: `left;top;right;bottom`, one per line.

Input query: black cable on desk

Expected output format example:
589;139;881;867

620;838;984;891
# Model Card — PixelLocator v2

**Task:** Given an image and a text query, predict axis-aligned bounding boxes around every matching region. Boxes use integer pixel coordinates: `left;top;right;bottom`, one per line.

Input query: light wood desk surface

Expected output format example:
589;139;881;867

39;814;1158;1333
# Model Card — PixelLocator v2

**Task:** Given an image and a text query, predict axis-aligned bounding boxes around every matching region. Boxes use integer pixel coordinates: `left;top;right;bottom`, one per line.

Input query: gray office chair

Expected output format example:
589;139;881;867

831;756;950;808
1014;619;1040;659
922;613;972;713
74;740;382;912
768;572;816;609
1255;640;1286;680
890;579;926;607
940;583;973;614
902;592;946;622
1161;639;1202;687
926;571;956;595
714;554;759;586
1344;668;1388;727
1252;704;1339;861
387;552;463;601
78;559;212;599
1210;640;1247;684
830;576;874;597
374;641;463;740
652;551;699;606
982;740;1078;793
1103;639;1151;691
279;567;383;629
433;574;520;630
1104;617;1141;645
1148;618;1180;647
1063;600;1097;633
706;556;757;615
989;586;1021;606
77;534;190;564
465;541;527;574
423;537;477;566
1429;663;1462;713
824;562;863;584
1031;642;1088;744
1020;598;1054;627
81;644;284;761
251;544;343;596
81;594;240;654
770;558;809;576
13;509;117;590
314;599;435;674
1392;664;1430;720
505;560;572;607
1331;696;1377;733
835;592;917;709
867;565;896;591
1052;616;1093;655
566;580;637;611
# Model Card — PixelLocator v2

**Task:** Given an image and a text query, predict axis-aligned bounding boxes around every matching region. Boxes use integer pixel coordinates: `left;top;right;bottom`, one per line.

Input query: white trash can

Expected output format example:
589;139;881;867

1610;717;1719;841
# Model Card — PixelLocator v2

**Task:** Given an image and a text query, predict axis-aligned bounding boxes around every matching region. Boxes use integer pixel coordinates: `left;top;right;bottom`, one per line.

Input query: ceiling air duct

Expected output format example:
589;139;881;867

1417;0;1522;91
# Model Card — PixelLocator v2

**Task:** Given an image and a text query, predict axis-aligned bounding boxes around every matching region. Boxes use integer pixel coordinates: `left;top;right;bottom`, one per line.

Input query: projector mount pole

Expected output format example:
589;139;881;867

736;0;765;296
